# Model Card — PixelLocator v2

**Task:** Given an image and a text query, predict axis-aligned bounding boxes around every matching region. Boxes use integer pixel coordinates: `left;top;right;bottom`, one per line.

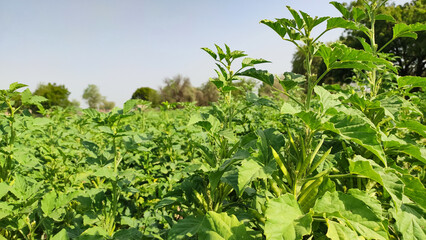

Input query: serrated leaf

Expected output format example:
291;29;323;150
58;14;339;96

393;22;426;39
241;58;270;68
265;194;312;240
397;76;426;89
287;6;304;29
281;102;302;115
0;182;9;199
327;17;369;34
349;155;403;205
199;211;253;240
401;174;426;210
396;120;426;138
324;113;386;165
260;19;287;38
168;216;203;240
123;99;138;113
9;82;27;92
230;50;247;59
375;14;395;23
236;159;264;196
236;68;274;85
352;7;366;22
201;47;217;60
41;191;57;216
314;86;340;113
390;204;426;240
51;229;69;240
330;2;351;19
326;219;359;240
314;191;388;239
215;44;226;60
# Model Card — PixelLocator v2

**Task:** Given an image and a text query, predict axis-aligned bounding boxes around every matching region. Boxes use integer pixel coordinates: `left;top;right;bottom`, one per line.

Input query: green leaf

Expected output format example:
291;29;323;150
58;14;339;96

199;211;253;240
326;219;358;240
314;191;388;239
318;43;396;73
327;17;369;34
281;102;302;115
260;19;287;38
349;155;403;205
351;7;366;22
9;82;27;92
236;159;264;196
330;2;351;19
356;37;372;52
201;47;217;60
287;6;304;29
51;229;69;240
393;22;426;39
168;216;203;240
230;50;247;59
236;68;274;85
324;113;386;165
280;72;305;91
241;58;270;68
123;99;138;113
296;111;322;131
215;44;226;60
401;174;426;211
382;135;426;164
314;86;340;113
0;202;13;220
390;204;426;240
78;227;108;240
397;76;426;89
41;190;57;216
375;14;396;23
113;228;144;240
265;194;312;240
0;182;9;199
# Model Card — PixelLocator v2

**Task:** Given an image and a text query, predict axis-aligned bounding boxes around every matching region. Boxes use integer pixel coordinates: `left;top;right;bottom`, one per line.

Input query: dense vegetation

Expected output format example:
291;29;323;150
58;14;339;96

1;0;425;239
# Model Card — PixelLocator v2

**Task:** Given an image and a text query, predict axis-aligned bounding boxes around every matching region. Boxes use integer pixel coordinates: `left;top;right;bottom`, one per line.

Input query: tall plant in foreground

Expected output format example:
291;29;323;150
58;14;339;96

256;0;426;239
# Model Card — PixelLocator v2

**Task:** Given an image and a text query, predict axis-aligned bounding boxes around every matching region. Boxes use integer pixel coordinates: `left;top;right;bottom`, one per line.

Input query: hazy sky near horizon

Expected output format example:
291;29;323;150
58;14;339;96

0;0;410;107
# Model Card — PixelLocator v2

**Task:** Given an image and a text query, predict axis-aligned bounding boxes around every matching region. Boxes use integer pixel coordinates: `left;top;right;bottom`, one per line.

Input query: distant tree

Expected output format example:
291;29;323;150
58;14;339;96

82;84;104;109
33;83;71;108
131;87;160;107
195;81;219;106
160;75;196;103
71;99;80;107
100;99;115;111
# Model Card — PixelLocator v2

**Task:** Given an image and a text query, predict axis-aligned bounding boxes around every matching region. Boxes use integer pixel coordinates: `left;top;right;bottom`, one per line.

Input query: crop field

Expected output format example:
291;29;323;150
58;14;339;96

1;1;426;239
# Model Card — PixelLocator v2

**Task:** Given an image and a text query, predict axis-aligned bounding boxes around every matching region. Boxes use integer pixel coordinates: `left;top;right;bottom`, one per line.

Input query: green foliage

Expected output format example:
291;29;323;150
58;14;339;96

82;84;115;110
33;82;71;109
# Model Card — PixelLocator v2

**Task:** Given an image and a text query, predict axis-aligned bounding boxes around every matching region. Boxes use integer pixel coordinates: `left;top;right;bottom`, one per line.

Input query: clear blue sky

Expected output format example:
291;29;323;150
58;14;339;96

0;0;409;107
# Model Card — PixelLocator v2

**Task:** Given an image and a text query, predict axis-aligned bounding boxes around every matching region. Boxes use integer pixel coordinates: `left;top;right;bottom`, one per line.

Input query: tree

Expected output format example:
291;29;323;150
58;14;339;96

341;0;426;76
131;87;160;107
33;83;71;109
160;75;196;103
82;84;104;109
83;84;115;110
195;81;219;106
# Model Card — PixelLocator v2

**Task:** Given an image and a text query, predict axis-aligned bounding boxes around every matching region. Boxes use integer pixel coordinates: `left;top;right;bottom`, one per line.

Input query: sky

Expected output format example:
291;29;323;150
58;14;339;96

0;0;411;107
